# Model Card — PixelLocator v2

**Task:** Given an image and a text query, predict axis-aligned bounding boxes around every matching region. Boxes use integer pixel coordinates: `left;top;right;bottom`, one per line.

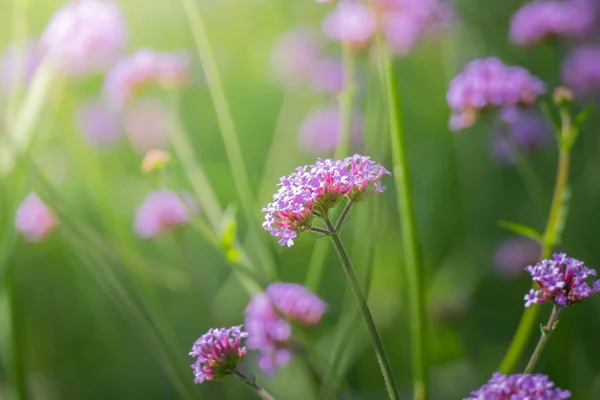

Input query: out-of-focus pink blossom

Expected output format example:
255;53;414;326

270;28;322;88
309;58;345;93
75;99;122;148
133;190;197;238
124;97;169;154
491;110;552;164
15;193;58;242
561;45;600;98
40;0;128;76
322;1;376;47
493;238;542;278
0;38;41;92
298;106;363;155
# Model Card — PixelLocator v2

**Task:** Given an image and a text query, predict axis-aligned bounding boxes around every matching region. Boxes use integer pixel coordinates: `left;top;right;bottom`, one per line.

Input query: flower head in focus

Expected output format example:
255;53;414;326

270;28;322;88
524;253;600;308
298;106;363;155
245;283;326;375
464;372;571;399
189;325;248;384
493;237;541;278
15;193;59;242
75;99;122;148
40;0;127;76
447;57;546;130
0;38;41;93
134;190;197;238
509;0;595;46
561;45;600;98
262;155;389;246
322;0;376;47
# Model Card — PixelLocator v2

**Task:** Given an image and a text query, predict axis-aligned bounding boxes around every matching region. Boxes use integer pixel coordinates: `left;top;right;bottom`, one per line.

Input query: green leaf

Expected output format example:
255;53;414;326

219;204;238;252
574;103;595;126
539;101;560;134
498;220;543;242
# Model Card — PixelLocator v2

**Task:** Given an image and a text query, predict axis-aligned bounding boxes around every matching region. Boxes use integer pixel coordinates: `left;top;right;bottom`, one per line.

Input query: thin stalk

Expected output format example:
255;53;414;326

324;217;400;400
334;43;355;159
335;199;355;232
380;46;427;399
524;305;561;373
235;370;276;400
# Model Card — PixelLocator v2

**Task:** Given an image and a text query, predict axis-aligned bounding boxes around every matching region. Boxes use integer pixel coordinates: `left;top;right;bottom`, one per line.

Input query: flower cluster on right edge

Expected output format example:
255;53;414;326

523;253;600;308
464;372;571;399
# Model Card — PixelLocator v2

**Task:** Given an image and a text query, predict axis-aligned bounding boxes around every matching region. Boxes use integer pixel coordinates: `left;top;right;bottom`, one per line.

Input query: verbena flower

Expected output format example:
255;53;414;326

124;97;169;154
133;190;196;238
322;0;376;47
40;0;127;76
509;0;595;46
298;107;363;156
103;49;189;109
189;325;248;384
375;0;452;55
270;28;322;88
447;57;546;131
561;45;600;98
15;193;59;242
0;38;41;93
464;372;571;399
524;253;600;308
262;155;389;246
75;99;122;148
245;283;326;375
493;237;541;278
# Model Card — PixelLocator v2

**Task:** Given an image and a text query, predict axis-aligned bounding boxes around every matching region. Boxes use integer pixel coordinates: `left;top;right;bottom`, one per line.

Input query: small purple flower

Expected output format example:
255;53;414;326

309;58;345;94
322;0;376;47
493;238;541;278
245;283;326;375
0;38;41;93
134;190;196;238
509;0;595;46
298;107;363;155
524;253;600;308
270;28;322;88
15;193;59;242
75;99;122;148
262;155;389;246
561;45;600;98
124;97;169;154
40;0;128;77
188;325;248;384
464;372;571;399
447;57;546;130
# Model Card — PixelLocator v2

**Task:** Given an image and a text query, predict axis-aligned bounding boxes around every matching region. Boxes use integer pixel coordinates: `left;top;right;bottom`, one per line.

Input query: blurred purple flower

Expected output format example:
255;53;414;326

375;0;453;55
262;155;389;246
270;28;322;88
298;106;363;155
245;283;326;374
124;97;169;154
322;0;376;47
524;253;600;307
188;325;248;384
133;190;196;238
464;372;571;399
40;0;127;77
103;49;189;109
491;110;552;165
493;238;541;278
447;57;546;130
0;38;41;92
510;0;595;46
15;193;58;242
561;45;600;98
75;99;122;148
309;58;345;93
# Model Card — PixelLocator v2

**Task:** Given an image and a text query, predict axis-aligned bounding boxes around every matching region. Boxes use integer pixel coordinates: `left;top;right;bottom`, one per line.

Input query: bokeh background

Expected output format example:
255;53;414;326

1;0;600;399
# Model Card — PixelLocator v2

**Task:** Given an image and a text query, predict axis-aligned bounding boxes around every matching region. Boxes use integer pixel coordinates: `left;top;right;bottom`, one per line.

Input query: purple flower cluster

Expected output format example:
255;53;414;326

189;325;248;384
15;193;59;242
40;0;128;77
298;107;363;156
75;99;123;148
322;0;377;47
262;155;389;246
464;372;571;400
245;283;326;374
524;253;600;308
491;110;551;165
134;190;197;238
561;45;600;98
510;0;595;46
447;57;546;130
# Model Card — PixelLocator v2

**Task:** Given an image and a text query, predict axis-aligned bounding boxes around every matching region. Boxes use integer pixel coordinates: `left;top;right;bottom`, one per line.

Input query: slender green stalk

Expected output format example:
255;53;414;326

334;43;356;159
499;115;573;373
235;370;276;400
324;217;400;400
6;268;28;400
380;46;427;399
524;305;561;373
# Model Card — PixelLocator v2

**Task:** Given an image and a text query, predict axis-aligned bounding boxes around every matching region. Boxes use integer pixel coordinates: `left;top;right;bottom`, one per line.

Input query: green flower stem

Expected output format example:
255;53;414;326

324;217;400;400
524;305;561;373
499;114;573;373
235;370;276;400
334;42;355;159
335;199;355;231
379;46;427;399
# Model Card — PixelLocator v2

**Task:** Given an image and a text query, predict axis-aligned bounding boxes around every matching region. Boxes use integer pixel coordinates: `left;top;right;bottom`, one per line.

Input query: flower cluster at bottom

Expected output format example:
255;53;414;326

464;372;571;400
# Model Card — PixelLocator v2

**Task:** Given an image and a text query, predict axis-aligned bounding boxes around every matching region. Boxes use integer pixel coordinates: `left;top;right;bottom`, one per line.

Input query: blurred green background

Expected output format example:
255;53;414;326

1;0;600;399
